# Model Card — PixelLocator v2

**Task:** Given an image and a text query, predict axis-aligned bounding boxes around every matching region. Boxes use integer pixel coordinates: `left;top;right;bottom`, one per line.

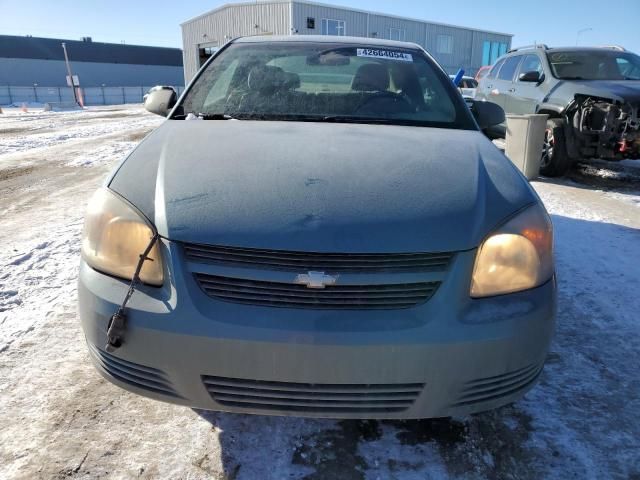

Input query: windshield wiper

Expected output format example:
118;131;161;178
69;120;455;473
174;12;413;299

320;115;398;124
172;112;236;120
198;113;235;120
176;112;421;125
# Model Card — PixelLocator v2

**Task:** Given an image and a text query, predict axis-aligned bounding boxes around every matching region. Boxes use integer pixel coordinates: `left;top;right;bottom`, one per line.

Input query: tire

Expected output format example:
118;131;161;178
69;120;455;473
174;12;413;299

540;118;573;177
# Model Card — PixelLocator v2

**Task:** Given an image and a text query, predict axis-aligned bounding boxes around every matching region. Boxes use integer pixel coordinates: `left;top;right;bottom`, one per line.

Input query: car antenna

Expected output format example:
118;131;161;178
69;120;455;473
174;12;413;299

105;233;160;352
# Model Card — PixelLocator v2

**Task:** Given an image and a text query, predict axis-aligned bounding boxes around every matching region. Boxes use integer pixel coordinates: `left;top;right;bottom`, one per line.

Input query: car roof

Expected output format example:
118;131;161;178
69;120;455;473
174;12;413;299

547;46;626;53
234;35;422;50
509;46;628;55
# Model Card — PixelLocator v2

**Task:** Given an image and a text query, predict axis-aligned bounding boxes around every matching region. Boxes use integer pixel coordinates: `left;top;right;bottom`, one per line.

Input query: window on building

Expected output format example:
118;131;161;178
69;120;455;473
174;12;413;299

436;35;453;54
321;19;346;36
389;28;405;42
481;42;491;68
307;17;315;29
482;41;509;65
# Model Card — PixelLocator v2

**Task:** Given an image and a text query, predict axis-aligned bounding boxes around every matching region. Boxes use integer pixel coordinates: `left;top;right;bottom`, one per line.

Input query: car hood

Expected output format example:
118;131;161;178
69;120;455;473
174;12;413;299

109;120;535;253
557;79;640;104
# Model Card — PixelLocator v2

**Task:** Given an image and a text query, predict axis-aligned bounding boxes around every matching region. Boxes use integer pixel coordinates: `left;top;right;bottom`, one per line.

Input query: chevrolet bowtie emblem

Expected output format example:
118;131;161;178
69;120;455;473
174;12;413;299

294;271;337;289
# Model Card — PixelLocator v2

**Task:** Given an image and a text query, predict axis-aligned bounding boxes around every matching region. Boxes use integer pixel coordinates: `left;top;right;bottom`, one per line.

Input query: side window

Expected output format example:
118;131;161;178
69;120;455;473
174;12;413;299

487;58;505;79
616;58;640;80
518;54;543;79
498;56;522;81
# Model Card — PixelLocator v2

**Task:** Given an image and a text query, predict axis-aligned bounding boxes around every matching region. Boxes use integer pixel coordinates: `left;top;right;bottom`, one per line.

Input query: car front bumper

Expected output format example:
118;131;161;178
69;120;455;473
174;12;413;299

78;240;556;419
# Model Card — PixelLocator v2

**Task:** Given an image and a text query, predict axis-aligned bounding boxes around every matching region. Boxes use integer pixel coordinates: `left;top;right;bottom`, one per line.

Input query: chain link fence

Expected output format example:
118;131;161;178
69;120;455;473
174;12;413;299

0;85;186;106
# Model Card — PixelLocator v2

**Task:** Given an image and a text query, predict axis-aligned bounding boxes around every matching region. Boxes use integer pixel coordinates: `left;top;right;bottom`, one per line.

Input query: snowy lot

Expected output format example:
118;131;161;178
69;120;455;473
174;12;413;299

1;106;639;479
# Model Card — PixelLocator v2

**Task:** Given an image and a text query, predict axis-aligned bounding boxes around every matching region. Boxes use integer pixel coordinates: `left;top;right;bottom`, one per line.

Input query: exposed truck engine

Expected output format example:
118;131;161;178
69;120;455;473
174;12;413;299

568;96;640;159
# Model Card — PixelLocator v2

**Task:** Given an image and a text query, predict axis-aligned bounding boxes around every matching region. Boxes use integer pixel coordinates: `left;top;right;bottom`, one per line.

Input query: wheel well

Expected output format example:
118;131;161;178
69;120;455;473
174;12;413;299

537;109;580;158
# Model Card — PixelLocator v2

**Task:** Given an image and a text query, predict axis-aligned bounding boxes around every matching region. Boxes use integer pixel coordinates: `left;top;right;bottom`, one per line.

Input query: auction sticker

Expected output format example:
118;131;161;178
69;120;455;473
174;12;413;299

356;48;413;62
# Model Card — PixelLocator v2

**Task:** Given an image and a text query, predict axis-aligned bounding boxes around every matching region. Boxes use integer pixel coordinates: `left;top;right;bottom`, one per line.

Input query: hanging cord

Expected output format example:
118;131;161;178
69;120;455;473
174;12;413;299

105;233;160;352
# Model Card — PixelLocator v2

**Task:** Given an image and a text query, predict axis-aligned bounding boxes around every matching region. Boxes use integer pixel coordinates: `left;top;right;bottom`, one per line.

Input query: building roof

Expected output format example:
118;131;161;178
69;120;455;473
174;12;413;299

181;0;513;38
234;34;422;49
0;35;183;66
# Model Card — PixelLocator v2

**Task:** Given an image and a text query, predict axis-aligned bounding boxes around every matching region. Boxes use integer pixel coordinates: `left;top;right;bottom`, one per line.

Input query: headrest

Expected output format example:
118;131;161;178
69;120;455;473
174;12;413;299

247;65;300;92
351;63;389;92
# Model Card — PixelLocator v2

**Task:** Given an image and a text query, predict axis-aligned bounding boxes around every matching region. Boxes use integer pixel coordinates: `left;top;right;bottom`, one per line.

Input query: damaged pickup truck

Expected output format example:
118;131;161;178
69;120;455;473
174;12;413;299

477;46;640;176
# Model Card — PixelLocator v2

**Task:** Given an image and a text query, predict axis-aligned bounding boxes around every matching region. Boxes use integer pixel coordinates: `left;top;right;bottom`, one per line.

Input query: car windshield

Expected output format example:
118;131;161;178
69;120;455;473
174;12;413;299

178;42;476;129
547;50;640;80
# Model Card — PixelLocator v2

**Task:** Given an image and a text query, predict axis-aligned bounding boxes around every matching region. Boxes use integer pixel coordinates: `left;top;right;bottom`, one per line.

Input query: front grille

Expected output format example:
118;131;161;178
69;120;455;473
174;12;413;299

88;344;179;398
451;362;544;407
184;243;453;273
194;273;439;309
202;375;424;414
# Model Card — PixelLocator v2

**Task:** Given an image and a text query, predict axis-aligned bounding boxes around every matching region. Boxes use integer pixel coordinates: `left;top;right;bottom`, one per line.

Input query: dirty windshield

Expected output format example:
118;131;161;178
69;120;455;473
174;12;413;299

179;42;475;129
547;50;640;80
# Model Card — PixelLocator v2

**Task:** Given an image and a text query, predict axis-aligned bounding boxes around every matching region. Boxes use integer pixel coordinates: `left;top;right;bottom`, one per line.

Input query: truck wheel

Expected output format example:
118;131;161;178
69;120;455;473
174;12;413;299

540;118;572;177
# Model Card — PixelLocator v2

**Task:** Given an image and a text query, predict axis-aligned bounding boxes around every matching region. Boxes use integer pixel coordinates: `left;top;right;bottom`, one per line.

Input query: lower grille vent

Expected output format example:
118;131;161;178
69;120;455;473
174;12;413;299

88;344;179;398
202;375;424;414
452;362;543;407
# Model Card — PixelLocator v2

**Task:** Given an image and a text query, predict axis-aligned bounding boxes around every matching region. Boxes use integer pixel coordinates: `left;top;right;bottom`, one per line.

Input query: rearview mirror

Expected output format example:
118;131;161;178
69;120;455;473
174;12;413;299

144;86;177;117
307;50;351;66
468;99;505;129
518;71;543;83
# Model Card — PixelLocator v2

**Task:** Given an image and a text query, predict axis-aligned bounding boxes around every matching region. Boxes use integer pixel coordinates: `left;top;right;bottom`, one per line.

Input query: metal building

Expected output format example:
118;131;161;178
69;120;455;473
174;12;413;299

0;35;185;88
181;0;512;82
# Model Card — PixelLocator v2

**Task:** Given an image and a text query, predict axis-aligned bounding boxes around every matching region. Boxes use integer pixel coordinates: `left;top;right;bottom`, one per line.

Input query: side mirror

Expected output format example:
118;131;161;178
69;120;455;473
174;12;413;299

518;71;543;83
468;99;505;129
144;86;177;117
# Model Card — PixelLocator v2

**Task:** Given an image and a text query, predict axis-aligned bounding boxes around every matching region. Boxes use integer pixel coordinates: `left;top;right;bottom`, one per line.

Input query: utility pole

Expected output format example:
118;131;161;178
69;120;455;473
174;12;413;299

576;28;593;46
61;42;79;104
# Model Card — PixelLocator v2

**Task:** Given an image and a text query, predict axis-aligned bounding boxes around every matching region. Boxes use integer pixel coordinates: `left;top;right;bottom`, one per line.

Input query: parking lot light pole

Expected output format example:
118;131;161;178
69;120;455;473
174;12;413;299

575;28;593;46
61;42;79;104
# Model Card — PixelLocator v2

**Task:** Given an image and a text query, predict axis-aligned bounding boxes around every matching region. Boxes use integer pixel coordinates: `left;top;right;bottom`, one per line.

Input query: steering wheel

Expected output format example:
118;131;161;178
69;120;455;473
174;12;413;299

355;91;415;114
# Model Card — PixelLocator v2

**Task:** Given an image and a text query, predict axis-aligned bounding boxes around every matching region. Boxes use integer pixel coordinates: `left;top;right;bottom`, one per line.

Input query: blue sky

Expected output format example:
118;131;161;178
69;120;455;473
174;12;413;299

2;0;639;53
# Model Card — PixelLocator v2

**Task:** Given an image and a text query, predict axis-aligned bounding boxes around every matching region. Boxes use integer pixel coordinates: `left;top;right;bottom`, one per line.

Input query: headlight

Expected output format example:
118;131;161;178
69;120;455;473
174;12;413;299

81;188;163;286
470;203;553;298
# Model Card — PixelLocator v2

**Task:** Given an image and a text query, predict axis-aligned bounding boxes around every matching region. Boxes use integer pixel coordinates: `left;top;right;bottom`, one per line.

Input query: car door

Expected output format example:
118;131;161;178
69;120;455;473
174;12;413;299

493;55;524;111
478;58;505;104
506;54;548;114
484;56;521;110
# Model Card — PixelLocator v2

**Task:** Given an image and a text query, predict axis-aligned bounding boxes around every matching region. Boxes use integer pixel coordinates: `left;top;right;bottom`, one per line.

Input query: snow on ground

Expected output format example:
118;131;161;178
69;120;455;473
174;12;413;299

0;106;162;352
1;107;639;479
0;105;159;158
